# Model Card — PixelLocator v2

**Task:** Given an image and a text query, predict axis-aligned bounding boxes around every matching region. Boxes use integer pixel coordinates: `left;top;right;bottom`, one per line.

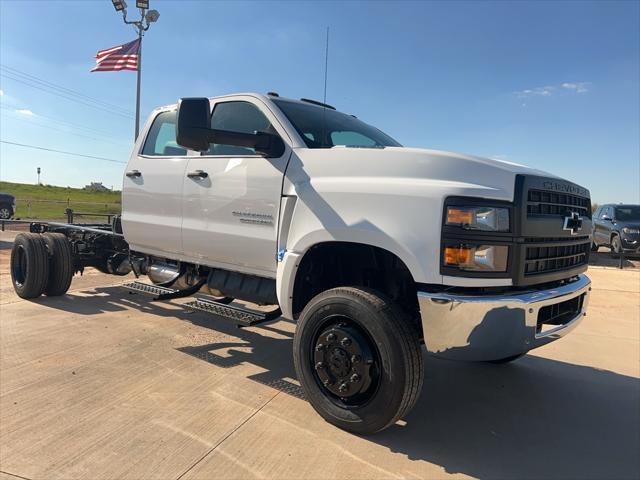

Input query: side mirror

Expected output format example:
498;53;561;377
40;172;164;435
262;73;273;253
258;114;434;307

175;97;286;157
176;97;211;151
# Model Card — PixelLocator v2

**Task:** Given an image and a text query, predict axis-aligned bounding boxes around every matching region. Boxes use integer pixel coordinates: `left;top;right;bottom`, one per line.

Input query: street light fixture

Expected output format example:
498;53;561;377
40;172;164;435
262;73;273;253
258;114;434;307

109;0;159;139
111;0;126;12
145;9;160;23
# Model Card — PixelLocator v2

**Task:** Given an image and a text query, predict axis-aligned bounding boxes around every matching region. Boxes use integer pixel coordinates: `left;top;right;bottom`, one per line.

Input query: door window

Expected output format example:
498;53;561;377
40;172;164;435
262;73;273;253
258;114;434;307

203;101;273;156
141;111;187;156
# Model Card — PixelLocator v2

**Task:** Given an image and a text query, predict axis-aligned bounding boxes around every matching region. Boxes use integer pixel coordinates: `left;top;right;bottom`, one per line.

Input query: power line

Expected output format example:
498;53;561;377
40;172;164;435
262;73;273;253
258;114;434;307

1;64;134;115
1;72;134;119
0;140;127;164
0;104;130;142
0;111;131;147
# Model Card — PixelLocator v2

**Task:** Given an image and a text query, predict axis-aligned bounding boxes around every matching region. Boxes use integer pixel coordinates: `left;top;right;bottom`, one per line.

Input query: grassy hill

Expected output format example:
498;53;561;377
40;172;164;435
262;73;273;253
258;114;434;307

0;181;121;220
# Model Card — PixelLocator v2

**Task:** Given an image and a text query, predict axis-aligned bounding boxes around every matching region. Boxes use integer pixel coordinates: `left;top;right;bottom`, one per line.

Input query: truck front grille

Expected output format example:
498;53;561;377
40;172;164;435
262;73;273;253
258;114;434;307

527;189;591;218
524;239;590;276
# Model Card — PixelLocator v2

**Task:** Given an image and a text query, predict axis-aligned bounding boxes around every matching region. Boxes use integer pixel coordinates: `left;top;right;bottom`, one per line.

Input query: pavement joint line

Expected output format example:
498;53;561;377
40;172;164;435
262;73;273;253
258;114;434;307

0;470;32;480
174;391;282;480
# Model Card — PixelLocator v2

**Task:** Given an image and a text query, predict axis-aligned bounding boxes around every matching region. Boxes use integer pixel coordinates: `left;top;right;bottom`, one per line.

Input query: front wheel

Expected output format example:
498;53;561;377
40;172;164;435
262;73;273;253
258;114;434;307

591;241;599;252
611;235;622;255
293;287;424;435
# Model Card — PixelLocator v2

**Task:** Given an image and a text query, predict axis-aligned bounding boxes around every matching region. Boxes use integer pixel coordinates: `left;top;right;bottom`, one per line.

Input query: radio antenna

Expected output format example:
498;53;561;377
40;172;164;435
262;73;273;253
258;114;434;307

323;26;329;104
321;26;329;147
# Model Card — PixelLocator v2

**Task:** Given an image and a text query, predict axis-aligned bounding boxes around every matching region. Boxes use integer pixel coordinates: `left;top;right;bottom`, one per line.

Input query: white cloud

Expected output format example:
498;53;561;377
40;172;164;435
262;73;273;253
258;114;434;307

16;108;35;116
514;81;592;99
0;89;4;96
561;82;590;93
515;86;555;98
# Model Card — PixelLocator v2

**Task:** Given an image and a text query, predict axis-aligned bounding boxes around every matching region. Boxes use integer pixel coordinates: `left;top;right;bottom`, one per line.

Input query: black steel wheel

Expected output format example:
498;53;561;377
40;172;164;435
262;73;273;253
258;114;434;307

10;233;49;299
293;287;423;435
312;316;380;407
42;233;74;296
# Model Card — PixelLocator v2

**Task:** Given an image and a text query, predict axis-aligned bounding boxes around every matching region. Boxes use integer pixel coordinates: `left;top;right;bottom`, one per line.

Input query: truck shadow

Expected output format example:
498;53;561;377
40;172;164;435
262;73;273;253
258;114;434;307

35;285;640;479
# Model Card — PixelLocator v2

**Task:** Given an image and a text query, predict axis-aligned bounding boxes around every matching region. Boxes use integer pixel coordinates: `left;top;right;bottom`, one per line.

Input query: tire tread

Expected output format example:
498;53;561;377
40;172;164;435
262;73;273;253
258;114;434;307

42;233;74;296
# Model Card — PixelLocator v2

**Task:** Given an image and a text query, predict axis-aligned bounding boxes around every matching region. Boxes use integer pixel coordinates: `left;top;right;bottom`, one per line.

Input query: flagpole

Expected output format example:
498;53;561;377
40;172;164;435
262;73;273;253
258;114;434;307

135;27;142;140
108;3;159;141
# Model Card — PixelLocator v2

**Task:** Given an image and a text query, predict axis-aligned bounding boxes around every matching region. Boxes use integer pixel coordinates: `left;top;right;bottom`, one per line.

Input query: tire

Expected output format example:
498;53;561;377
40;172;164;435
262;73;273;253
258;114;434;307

10;233;50;299
293;287;424;435
0;205;13;219
591;241;598;252
611;235;622;255
42;233;74;296
487;353;526;364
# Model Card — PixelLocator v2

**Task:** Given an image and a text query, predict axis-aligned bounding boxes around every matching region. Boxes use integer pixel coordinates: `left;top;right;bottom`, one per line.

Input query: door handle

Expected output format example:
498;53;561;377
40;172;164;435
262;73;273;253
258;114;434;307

187;170;208;179
126;170;141;178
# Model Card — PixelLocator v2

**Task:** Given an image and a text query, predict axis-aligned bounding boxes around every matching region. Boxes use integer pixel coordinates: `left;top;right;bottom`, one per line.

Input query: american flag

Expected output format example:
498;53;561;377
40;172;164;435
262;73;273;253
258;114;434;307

91;39;140;72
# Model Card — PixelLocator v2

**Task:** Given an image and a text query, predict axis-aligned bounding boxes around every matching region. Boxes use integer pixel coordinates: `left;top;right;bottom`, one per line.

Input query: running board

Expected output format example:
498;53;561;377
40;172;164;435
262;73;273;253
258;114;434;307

122;281;177;297
183;298;281;327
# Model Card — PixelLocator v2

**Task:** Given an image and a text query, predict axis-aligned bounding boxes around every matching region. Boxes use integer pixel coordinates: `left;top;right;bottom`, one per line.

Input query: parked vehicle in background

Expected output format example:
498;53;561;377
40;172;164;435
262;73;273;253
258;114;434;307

9;92;594;434
592;204;640;255
0;193;16;219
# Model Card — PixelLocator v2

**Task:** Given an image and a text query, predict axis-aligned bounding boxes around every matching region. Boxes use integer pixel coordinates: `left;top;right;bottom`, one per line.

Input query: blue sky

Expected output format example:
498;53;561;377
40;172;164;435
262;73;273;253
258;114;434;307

0;0;638;203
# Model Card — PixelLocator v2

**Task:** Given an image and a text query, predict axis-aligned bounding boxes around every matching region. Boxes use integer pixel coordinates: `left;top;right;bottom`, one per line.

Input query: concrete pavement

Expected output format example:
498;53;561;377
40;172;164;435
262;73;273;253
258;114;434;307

0;232;638;480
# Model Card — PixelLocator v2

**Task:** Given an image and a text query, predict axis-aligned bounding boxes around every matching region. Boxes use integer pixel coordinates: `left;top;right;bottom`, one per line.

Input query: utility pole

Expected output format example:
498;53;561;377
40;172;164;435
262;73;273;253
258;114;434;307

109;0;160;140
37;167;41;186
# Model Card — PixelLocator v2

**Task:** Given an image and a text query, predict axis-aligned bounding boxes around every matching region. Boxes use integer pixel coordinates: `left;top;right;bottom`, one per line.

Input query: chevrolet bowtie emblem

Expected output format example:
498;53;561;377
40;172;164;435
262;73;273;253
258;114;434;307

563;211;583;235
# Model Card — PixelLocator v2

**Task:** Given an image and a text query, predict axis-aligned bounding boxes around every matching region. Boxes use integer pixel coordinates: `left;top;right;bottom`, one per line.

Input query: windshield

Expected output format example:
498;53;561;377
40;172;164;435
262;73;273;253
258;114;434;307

615;206;640;221
273;99;401;149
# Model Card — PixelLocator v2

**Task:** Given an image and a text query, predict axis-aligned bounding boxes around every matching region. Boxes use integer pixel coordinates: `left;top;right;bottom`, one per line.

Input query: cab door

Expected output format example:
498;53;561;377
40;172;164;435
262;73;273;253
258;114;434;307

181;98;290;277
122;109;194;257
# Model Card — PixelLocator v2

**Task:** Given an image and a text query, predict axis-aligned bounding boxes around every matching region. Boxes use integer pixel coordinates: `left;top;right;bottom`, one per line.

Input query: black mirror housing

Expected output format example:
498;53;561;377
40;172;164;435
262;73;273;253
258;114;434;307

176;97;211;151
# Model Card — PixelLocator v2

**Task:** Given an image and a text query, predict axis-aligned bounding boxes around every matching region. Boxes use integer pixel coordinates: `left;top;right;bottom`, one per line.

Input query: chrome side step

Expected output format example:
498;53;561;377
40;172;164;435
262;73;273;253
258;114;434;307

183;298;281;327
122;281;176;297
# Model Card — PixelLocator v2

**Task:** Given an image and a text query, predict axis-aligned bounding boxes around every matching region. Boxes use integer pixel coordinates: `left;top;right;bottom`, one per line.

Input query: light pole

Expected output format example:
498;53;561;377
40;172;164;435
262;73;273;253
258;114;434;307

110;0;160;140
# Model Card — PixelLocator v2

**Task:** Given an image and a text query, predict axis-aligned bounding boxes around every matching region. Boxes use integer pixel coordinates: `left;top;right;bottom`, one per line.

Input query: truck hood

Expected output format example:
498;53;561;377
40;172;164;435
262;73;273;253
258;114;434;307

292;146;558;202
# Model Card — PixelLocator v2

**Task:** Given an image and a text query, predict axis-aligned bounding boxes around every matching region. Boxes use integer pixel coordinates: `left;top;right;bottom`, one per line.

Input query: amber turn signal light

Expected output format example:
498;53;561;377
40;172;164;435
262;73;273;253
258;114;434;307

446;207;474;226
444;246;474;266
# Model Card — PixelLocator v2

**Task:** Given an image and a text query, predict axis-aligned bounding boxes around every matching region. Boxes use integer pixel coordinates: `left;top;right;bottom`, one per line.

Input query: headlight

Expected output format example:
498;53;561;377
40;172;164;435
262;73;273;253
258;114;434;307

622;227;639;235
446;206;509;232
444;245;509;272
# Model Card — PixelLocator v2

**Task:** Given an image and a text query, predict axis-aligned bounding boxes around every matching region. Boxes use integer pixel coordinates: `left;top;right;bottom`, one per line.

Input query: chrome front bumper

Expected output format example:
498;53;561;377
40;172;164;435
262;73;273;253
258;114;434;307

417;274;591;361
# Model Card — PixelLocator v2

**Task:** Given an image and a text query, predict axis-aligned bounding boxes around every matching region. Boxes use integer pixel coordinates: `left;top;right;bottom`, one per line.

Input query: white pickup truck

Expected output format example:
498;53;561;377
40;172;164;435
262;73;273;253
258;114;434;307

10;92;592;434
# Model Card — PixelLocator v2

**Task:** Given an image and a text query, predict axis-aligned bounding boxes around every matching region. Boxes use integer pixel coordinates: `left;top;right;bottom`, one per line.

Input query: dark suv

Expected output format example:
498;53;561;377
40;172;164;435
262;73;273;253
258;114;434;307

592;204;640;254
0;193;16;220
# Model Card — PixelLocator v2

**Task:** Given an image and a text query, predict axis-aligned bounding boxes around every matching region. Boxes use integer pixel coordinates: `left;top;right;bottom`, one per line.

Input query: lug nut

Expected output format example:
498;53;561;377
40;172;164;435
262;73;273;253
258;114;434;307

326;333;337;342
315;343;325;352
351;354;361;364
338;383;349;393
323;379;333;387
340;337;352;347
315;362;325;370
350;373;360;383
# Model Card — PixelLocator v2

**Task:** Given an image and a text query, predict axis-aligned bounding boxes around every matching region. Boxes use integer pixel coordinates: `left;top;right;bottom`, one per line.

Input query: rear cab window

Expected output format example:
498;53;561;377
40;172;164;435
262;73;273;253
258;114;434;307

141;111;188;156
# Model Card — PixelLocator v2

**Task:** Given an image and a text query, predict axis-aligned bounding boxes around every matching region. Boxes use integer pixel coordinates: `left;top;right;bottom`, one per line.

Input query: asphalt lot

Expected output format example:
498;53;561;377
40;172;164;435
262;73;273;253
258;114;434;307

0;231;639;480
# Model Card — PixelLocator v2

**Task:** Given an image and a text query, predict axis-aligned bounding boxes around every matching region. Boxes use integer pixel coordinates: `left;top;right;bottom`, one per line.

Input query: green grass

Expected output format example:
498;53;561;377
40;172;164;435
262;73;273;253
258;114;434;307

0;181;121;221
